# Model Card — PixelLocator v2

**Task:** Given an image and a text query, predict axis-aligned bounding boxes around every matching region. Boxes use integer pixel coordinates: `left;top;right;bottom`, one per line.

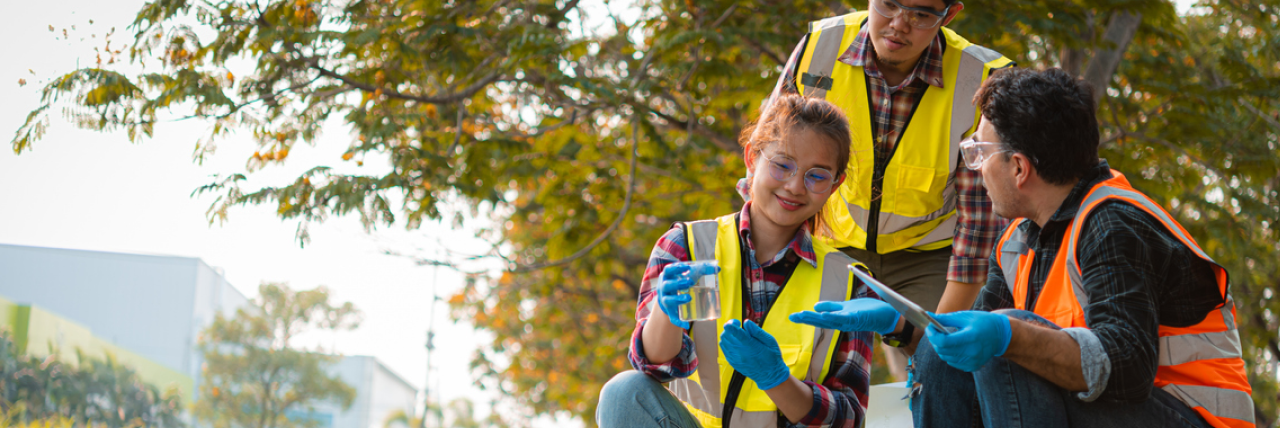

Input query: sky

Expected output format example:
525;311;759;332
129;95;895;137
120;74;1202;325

0;0;580;426
1;0;1199;426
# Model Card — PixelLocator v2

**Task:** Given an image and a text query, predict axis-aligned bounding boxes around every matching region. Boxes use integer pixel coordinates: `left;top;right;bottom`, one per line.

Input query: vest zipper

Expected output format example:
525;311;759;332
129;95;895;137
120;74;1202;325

722;223;781;427
864;72;928;253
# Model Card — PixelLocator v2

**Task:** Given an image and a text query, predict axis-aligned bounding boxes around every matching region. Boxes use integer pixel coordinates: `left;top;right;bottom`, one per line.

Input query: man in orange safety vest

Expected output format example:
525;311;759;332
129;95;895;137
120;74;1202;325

792;67;1255;428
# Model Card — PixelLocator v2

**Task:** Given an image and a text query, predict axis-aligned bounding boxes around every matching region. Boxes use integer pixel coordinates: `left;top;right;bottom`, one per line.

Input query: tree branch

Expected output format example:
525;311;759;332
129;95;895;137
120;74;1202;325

649;109;740;154
1239;97;1280;132
509;50;657;273
741;34;786;67
309;61;501;105
1058;10;1095;77
545;0;582;29
511;114;640;273
1083;11;1142;104
1128;132;1228;180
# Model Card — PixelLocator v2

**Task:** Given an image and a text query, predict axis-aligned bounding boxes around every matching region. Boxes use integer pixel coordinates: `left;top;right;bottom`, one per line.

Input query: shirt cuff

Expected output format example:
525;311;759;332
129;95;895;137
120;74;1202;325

1063;327;1111;402
628;319;698;383
946;255;990;284
789;382;836;428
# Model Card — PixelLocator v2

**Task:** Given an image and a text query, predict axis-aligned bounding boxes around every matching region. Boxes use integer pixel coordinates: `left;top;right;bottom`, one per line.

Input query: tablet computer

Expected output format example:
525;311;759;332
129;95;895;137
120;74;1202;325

848;264;955;334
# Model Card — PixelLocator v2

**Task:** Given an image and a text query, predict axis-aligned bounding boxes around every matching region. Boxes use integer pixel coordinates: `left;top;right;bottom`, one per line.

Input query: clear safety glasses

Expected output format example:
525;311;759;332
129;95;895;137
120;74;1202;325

959;137;1016;170
871;0;951;30
762;153;839;194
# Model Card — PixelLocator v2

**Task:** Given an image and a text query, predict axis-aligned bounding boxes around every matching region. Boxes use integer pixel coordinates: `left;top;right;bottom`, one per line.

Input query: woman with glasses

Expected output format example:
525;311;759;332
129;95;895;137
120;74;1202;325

768;0;1016;382
596;94;883;428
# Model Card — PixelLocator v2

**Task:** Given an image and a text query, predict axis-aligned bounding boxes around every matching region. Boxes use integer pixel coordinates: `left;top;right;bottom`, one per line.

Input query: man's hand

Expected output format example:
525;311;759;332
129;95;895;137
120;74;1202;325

925;311;1012;372
720;320;791;390
789;298;902;334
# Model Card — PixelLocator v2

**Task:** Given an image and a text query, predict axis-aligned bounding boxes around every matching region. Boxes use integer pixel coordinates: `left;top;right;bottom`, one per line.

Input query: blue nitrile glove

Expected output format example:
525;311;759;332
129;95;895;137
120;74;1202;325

924;311;1013;372
788;298;902;334
656;261;720;329
720;319;791;390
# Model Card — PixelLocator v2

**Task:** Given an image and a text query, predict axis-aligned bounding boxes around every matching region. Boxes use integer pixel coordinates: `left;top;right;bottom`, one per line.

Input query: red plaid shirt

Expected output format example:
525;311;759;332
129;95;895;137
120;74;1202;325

628;203;876;428
768;23;1007;285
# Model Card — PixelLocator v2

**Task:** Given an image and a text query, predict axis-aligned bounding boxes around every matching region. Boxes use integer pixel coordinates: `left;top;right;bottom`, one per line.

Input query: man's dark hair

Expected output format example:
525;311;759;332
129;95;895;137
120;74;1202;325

974;68;1100;185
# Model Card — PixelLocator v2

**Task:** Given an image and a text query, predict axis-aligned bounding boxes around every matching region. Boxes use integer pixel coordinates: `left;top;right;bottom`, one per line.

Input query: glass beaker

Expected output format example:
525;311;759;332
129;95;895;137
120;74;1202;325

679;261;721;322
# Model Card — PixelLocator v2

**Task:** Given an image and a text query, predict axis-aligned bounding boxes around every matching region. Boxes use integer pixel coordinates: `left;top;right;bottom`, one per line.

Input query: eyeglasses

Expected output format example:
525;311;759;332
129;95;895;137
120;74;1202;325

959;137;1015;170
871;0;951;30
761;152;839;194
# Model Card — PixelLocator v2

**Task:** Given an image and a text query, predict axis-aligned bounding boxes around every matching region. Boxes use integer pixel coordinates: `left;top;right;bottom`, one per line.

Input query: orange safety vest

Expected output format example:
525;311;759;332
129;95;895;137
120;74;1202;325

994;169;1255;428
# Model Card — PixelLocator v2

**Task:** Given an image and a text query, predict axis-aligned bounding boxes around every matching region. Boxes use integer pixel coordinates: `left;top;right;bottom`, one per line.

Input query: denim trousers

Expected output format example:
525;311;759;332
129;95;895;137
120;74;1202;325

597;371;701;428
909;309;1213;428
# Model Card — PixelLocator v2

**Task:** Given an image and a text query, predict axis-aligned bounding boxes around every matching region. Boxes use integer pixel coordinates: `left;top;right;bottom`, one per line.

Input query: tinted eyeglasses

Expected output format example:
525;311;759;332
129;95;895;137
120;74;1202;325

761;153;840;194
871;0;951;29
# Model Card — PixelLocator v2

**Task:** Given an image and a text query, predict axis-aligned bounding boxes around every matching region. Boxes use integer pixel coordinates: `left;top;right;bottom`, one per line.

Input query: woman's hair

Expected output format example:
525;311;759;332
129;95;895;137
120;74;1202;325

738;94;853;237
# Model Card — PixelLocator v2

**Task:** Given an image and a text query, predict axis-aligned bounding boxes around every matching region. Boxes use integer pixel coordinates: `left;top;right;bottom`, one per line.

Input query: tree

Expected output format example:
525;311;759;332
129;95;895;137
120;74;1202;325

0;331;185;427
194;283;360;428
12;0;1278;425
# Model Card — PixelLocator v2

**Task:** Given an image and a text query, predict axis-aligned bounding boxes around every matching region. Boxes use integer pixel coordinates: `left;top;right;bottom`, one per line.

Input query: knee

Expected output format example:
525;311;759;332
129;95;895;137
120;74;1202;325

597;371;666;426
599;371;657;409
912;337;947;377
991;309;1061;330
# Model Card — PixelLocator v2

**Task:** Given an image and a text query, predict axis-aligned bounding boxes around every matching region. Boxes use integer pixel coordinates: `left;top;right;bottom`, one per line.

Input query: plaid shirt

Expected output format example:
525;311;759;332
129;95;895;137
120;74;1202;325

974;160;1226;402
768;23;1006;285
628;203;877;428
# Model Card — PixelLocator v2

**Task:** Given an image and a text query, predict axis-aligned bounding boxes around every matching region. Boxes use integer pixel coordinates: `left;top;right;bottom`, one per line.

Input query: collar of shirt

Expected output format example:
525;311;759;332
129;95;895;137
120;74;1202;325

1044;159;1115;226
838;24;947;90
738;202;818;268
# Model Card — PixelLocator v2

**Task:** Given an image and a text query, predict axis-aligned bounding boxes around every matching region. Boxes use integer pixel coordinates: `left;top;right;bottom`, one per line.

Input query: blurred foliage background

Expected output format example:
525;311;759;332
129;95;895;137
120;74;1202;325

0;331;185;427
11;0;1278;425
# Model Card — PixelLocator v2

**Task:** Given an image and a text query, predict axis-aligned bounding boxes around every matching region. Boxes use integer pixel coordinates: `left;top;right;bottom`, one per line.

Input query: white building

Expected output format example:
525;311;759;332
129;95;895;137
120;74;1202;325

0;243;417;428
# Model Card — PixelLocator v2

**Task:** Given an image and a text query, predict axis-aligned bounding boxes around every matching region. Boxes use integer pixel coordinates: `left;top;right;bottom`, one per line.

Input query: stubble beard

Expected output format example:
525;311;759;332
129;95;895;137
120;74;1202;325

873;31;915;68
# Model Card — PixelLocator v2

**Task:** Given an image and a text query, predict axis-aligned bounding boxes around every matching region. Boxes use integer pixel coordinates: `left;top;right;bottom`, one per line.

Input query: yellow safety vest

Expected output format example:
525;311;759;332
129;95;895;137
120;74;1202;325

666;214;863;428
796;12;1014;253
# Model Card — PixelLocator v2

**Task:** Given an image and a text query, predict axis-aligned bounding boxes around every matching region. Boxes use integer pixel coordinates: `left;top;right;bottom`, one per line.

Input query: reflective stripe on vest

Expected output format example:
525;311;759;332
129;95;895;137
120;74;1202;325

798;11;1014;253
994;170;1255;428
666;216;858;428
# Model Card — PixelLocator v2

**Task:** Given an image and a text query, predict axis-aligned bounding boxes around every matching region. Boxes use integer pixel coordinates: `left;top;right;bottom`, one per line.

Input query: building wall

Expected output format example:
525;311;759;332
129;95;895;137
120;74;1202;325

0;244;201;375
12;302;195;398
368;359;418;428
0;244;418;428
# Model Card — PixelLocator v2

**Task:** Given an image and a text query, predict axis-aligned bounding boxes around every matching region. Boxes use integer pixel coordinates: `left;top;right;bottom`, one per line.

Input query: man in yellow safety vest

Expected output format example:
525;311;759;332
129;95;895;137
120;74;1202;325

759;0;1014;378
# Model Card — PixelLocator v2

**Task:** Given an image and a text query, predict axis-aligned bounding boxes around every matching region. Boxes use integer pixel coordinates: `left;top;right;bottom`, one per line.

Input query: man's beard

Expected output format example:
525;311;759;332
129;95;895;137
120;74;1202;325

874;32;913;67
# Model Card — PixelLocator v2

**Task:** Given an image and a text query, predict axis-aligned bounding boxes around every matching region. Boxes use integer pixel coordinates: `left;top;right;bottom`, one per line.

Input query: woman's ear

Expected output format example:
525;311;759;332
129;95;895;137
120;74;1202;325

744;149;757;173
832;174;846;189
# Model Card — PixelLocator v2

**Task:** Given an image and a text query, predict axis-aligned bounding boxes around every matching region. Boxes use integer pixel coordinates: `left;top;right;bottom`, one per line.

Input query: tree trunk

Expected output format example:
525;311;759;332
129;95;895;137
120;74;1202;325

1059;10;1095;77
1083;11;1143;104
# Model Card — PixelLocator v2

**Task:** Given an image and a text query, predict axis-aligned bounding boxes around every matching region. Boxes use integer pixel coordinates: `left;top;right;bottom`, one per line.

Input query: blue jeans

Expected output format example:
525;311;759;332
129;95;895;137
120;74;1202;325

597;371;701;428
909;309;1212;428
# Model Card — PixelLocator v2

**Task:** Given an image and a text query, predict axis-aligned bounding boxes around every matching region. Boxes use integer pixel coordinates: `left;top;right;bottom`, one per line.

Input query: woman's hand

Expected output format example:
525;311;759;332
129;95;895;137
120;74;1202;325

720;320;791;390
656;261;719;329
789;298;902;334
